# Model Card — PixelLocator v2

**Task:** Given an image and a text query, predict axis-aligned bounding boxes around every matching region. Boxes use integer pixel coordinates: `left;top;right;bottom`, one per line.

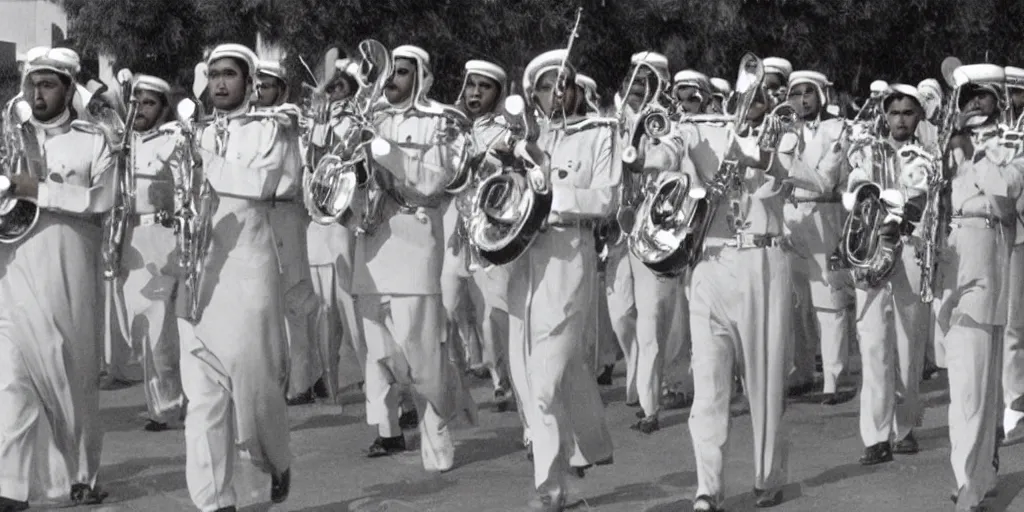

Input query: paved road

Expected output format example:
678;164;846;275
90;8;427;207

55;368;1024;512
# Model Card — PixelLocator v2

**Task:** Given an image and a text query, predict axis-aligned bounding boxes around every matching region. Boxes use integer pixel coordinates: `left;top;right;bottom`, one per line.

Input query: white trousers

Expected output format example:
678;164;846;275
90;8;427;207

688;246;793;501
945;319;1002;510
1003;244;1024;421
179;322;292;512
360;294;472;471
310;264;366;394
855;254;927;447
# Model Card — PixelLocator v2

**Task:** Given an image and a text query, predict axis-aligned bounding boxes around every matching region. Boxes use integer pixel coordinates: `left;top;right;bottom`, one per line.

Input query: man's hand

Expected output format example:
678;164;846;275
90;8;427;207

955;107;985;133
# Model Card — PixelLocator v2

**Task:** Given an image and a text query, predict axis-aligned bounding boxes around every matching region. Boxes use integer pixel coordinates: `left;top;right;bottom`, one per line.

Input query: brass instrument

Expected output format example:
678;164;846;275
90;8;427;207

466;94;552;265
0;98;43;243
72;79;141;280
171;99;219;322
627;53;765;277
908;144;946;303
302;39;392;227
830;141;904;289
756;102;800;150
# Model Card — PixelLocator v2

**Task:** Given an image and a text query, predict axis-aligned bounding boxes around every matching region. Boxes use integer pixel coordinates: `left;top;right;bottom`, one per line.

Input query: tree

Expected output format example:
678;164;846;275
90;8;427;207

62;0;1024;103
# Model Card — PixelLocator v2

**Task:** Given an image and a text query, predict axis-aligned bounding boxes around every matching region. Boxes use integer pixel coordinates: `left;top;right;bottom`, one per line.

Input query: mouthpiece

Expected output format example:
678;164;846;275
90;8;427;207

370;137;390;157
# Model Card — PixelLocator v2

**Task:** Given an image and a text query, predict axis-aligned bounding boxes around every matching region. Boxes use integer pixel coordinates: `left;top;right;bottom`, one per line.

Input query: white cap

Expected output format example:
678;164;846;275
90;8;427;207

257;59;286;81
133;74;171;96
710;77;731;95
1005;66;1024;88
763;57;793;80
672;69;711;92
523;49;572;95
464;60;507;86
951;63;1005;89
393;45;430;68
207;43;258;80
884;83;924;109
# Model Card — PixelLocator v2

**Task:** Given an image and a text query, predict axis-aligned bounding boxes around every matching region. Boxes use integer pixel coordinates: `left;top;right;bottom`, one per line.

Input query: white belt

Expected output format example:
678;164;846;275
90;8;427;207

133;212;168;227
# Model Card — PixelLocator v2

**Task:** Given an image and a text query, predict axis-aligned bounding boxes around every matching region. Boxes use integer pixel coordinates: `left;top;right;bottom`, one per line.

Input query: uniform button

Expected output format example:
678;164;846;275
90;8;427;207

558;170;568;179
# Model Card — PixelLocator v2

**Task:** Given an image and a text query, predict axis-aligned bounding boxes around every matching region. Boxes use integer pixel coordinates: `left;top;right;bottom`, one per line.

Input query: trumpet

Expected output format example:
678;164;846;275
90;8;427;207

756;102;800;150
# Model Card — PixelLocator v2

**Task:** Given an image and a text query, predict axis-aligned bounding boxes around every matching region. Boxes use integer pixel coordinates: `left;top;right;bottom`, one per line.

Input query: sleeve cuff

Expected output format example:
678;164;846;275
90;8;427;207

36;181;51;209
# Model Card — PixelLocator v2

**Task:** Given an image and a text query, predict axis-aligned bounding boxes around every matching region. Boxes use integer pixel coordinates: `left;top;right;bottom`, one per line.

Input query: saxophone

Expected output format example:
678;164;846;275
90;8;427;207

171;99;219;322
916;149;948;304
0;98;43;244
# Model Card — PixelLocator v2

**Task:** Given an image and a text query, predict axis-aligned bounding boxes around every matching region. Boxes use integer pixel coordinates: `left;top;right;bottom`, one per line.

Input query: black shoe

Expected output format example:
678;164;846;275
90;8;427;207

213;508;237;512
70;484;108;505
754;487;782;508
660;390;692;410
313;377;330;399
787;381;815;397
596;364;615;386
270;468;290;503
399;409;418;429
144;419;168;432
631;416;660;434
367;435;406;457
893;432;919;454
859;442;894;465
286;389;314;406
693;494;723;512
821;392;841;405
0;496;29;512
922;361;942;381
494;387;512;412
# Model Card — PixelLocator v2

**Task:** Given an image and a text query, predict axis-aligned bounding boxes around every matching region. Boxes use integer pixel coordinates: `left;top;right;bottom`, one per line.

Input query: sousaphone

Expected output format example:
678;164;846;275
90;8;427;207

466;95;552;266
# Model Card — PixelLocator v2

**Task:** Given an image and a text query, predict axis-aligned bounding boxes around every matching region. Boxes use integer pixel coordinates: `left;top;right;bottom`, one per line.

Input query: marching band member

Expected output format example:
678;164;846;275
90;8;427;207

444;59;513;410
763;57;818;395
1001;65;1024;446
255;59;323;405
763;57;793;107
123;74;185;432
307;57;367;400
0;46;113;509
780;69;853;404
510;49;616;510
179;43;296;510
710;77;731;114
843;85;932;465
674;88;793;512
610;51;689;434
355;44;476;469
672;70;713;116
917;78;944;149
939;63;1023;511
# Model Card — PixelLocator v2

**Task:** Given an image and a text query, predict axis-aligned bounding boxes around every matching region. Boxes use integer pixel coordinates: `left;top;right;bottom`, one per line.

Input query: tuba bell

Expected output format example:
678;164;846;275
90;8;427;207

303;39;393;226
829;137;909;289
0;98;43;244
627;53;765;277
465;94;552;265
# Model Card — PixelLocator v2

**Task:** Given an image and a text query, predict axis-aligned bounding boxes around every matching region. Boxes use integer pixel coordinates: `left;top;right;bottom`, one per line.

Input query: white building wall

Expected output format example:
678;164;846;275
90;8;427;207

0;0;67;56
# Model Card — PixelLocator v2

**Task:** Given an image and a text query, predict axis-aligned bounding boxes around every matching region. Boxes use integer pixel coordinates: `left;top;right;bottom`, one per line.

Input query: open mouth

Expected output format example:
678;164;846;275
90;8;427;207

467;100;481;110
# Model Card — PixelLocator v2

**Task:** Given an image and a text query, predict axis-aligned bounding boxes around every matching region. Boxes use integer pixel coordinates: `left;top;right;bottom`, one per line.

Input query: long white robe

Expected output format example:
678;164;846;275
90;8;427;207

0;119;113;503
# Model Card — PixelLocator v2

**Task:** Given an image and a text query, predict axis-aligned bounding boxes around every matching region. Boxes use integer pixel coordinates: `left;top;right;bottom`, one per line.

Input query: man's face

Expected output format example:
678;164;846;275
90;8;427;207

674;86;704;114
788;83;821;120
256;74;283;107
960;88;999;119
133;90;166;132
764;73;786;105
462;73;500;117
28;71;68;122
623;67;654;111
327;75;353;102
885;97;922;142
385;57;416;105
207;58;249;111
534;70;578;117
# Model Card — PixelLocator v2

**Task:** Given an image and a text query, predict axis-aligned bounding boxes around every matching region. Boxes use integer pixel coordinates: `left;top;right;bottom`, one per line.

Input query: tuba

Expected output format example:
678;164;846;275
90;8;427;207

303;39;392;226
465;94;552;265
609;58;675;248
0;98;43;244
171;99;219;322
627;53;764;277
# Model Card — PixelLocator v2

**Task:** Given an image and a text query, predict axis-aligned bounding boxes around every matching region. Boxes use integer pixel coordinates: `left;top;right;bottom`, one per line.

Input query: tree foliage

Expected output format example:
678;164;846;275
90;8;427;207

63;0;1024;105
